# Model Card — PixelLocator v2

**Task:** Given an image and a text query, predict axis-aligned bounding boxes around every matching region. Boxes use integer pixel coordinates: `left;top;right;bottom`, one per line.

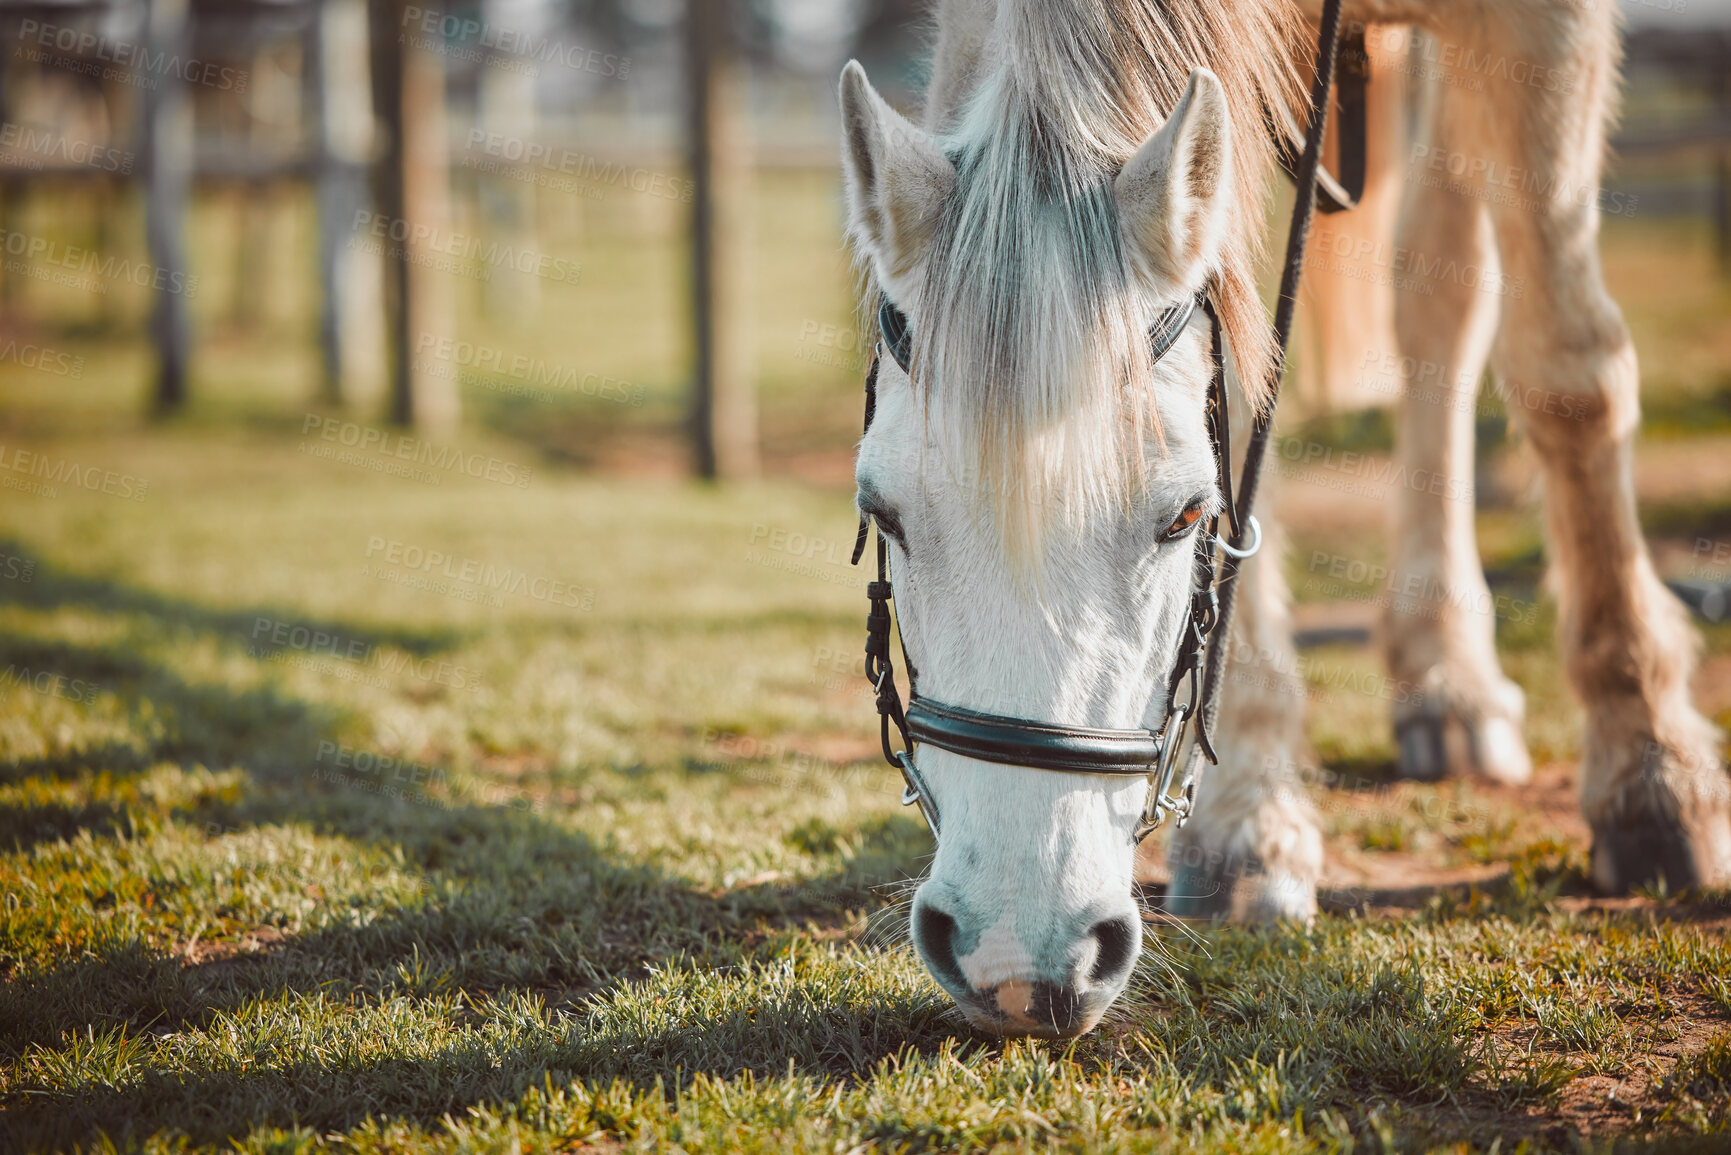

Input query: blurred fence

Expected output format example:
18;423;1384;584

0;1;1724;475
1616;25;1731;267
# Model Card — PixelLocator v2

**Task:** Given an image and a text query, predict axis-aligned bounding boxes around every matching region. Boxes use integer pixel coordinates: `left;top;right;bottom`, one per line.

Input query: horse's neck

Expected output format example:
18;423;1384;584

924;0;1203;158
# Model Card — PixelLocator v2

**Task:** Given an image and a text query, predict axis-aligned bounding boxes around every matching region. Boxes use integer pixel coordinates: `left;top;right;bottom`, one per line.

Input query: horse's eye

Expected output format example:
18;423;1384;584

1158;502;1206;543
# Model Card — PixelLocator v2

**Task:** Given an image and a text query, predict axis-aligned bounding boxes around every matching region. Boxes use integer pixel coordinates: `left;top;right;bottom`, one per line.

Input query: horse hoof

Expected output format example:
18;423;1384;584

1162;857;1234;920
1394;711;1449;782
1393;669;1532;785
1589;760;1731;894
1162;858;1316;923
1241;871;1318;923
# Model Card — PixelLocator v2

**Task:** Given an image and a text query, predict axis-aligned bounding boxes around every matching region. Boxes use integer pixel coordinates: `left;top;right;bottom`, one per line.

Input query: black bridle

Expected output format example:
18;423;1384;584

850;0;1359;842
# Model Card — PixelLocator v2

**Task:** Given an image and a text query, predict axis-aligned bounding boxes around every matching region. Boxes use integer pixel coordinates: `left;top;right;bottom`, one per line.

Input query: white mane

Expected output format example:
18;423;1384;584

902;0;1304;545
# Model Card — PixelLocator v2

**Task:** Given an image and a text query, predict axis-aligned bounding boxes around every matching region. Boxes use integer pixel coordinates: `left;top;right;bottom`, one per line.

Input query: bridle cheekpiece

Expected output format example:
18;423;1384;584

847;0;1359;847
853;290;1258;843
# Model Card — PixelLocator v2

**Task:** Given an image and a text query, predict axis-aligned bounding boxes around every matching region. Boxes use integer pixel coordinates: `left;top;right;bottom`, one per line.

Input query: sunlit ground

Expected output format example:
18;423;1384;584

1;180;1730;1149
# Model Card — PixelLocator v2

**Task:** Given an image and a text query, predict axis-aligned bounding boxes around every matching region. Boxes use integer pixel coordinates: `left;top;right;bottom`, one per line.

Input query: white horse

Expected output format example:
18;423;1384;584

840;0;1730;1038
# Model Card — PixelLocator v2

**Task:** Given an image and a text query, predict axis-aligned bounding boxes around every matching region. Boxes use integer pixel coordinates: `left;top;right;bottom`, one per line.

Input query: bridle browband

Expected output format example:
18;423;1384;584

855;290;1242;840
850;0;1358;843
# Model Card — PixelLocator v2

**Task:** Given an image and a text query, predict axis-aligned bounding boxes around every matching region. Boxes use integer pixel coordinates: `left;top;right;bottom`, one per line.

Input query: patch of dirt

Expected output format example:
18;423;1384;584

1316;860;1510;915
174;926;289;968
1140;761;1731;931
1511;989;1728;1143
1383;988;1731;1147
1552;895;1731;932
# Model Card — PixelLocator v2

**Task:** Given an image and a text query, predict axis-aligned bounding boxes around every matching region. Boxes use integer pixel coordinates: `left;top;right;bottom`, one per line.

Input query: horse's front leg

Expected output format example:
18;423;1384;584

1380;79;1533;786
1153;512;1323;921
1473;3;1731;890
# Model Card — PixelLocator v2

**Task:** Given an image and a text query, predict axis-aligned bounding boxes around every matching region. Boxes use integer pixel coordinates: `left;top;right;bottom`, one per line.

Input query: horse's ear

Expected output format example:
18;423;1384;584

1114;68;1233;298
839;60;954;297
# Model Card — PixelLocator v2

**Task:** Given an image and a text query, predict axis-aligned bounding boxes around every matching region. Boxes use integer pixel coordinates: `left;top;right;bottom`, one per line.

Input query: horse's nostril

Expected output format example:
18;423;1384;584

1030;980;1087;1035
913;901;966;989
1088;914;1140;984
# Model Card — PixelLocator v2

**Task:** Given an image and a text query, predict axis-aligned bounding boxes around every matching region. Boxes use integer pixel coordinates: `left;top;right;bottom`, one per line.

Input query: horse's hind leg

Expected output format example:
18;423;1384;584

1381;61;1532;786
1160;511;1323;921
1474;5;1731;889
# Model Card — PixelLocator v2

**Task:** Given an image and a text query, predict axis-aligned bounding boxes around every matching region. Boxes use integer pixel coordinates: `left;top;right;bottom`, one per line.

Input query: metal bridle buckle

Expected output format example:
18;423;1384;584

895;750;940;832
1216;514;1262;561
1133;701;1198;843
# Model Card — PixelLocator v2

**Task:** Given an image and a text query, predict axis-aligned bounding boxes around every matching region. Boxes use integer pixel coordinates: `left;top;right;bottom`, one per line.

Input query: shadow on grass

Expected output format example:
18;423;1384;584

3;964;962;1152
0;538;464;660
0;545;951;1147
1643;494;1731;546
0;796;948;1149
0;797;132;852
0;631;348;791
5;538;1657;1154
0;535;480;798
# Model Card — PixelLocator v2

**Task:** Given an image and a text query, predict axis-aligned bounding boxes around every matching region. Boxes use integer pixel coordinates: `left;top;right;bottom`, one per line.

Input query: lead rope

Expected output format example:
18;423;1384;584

850;0;1352;840
1192;0;1347;754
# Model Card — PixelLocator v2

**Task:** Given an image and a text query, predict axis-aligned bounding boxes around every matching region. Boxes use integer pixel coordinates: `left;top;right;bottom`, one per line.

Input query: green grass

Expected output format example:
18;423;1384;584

1;189;1730;1152
1;425;1729;1153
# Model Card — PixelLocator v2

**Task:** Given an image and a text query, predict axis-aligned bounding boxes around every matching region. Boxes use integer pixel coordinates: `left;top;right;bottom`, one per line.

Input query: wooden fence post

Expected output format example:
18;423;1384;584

685;0;758;480
477;10;540;323
144;0;193;412
370;0;457;433
312;0;378;404
1713;39;1730;276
